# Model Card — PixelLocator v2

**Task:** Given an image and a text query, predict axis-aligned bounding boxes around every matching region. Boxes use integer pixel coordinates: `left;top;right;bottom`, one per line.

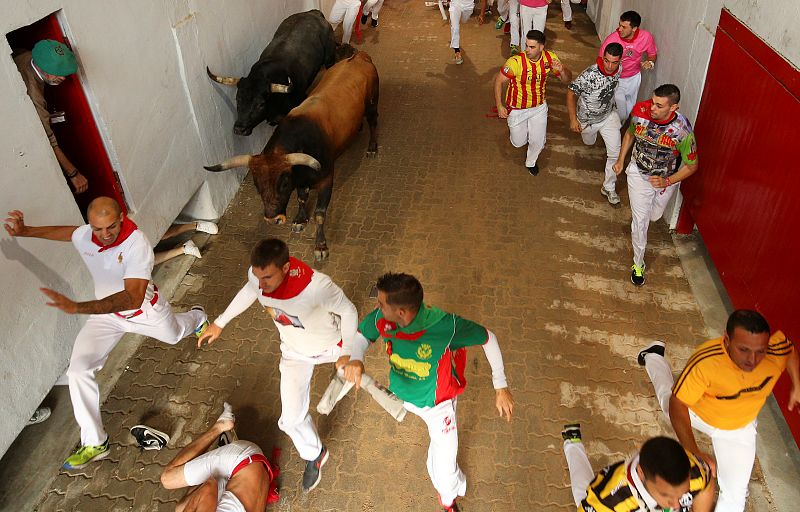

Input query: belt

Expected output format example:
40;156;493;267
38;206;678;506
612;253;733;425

230;453;273;481
115;285;158;319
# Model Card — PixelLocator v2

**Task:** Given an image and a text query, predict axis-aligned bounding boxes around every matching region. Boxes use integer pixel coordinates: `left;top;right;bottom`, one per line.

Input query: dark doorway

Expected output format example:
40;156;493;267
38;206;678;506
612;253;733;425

6;11;127;216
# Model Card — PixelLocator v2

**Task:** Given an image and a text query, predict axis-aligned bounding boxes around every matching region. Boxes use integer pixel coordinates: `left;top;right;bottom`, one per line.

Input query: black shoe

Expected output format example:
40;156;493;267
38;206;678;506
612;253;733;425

564;20;573;30
360;13;369;25
371;18;378;28
637;341;665;366
561;423;582;443
130;425;170;450
527;165;539;176
302;445;329;492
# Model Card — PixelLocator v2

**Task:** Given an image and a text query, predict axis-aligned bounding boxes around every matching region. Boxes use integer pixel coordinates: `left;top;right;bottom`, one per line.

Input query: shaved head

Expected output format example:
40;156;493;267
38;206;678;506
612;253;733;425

87;197;122;218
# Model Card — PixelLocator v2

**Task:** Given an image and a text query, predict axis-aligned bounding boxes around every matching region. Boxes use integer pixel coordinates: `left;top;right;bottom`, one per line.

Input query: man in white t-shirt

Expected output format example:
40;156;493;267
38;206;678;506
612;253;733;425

198;238;358;493
4;197;208;470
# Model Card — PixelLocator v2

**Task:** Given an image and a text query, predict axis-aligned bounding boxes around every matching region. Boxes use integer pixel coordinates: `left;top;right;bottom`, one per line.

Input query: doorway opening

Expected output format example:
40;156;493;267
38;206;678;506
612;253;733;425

6;11;128;217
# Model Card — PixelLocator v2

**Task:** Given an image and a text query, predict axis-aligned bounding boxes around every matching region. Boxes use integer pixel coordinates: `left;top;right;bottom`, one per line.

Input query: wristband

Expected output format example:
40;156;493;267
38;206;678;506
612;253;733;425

665;177;672;187
65;169;79;179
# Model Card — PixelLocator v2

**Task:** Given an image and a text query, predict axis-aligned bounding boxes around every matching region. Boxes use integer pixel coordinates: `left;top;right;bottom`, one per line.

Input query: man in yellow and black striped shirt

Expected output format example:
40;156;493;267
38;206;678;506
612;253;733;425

562;426;714;511
639;309;800;512
493;29;572;176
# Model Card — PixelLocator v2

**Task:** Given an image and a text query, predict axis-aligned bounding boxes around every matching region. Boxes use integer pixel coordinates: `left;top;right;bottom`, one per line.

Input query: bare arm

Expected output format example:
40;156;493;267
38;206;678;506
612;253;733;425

53;146;88;194
669;394;716;475
786;347;800;411
41;277;148;315
692;477;716;512
494;72;511;118
648;162;698;188
566;89;581;133
4;210;77;242
613;129;635;174
478;0;489;24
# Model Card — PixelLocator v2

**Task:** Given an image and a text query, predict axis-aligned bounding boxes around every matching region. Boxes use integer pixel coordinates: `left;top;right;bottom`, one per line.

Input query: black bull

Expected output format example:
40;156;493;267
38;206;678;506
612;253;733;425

206;9;336;135
205;51;380;261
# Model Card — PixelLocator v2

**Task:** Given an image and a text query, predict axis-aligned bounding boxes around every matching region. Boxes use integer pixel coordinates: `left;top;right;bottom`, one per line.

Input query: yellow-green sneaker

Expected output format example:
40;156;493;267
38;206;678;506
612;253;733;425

631;263;646;286
191;305;209;337
63;438;109;469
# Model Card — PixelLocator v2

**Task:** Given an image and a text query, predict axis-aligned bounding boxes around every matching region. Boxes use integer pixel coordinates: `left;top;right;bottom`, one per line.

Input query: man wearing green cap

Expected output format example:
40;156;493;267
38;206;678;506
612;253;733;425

13;39;88;194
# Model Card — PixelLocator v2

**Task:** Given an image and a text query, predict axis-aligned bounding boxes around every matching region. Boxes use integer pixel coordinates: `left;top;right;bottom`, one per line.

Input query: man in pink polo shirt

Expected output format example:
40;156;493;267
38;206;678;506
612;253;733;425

599;10;657;122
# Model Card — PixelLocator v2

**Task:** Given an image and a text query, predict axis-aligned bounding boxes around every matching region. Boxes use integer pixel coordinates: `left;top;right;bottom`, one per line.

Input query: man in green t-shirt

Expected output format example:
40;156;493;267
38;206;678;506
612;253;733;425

337;273;514;512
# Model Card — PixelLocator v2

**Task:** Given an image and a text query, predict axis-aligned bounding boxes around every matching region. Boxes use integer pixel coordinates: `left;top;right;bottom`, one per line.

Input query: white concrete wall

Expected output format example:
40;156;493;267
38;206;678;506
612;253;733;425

588;0;800;227
0;0;317;457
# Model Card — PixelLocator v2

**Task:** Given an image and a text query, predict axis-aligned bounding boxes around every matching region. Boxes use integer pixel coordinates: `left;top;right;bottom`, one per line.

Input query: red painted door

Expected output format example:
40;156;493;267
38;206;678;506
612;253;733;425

678;9;800;444
7;12;127;216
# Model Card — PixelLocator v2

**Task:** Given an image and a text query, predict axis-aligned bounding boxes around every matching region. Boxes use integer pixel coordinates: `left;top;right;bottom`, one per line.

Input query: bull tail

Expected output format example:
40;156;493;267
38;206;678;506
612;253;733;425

204;155;253;172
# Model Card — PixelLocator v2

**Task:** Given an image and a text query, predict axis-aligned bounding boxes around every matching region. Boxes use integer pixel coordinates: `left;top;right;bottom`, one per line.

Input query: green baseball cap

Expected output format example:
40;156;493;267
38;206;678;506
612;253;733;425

32;39;77;76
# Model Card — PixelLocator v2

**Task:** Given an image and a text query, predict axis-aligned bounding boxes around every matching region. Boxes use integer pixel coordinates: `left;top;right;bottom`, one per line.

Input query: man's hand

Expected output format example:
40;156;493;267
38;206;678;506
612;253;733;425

41;287;78;314
342;360;365;389
70;172;89;194
551;59;564;75
497;105;509;119
495;387;514;422
335;355;350;370
696;450;717;478
478;12;486;24
4;210;28;237
641;60;655;71
569;117;582;134
788;385;800;411
612;160;624;175
197;322;223;348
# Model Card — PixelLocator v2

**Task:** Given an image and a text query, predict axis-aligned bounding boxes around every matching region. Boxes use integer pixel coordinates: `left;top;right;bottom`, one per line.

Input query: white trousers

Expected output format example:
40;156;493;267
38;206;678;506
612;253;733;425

581;112;621;191
508;103;548;167
616;73;642;122
644;353;757;512
329;0;361;44
277;342;341;461
520;4;547;35
509;0;520;46
563;440;594;507
449;3;473;49
626;161;677;267
560;0;572;21
68;300;206;446
404;399;466;507
496;0;510;18
362;0;384;19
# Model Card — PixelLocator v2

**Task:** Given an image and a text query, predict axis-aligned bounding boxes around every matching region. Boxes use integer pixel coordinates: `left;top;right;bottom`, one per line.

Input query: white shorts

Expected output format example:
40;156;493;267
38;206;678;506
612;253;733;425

183;441;263;503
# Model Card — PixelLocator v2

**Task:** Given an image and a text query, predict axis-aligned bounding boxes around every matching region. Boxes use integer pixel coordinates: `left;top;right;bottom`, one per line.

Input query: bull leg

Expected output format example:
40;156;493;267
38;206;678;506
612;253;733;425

365;90;379;158
313;183;334;261
292;187;311;233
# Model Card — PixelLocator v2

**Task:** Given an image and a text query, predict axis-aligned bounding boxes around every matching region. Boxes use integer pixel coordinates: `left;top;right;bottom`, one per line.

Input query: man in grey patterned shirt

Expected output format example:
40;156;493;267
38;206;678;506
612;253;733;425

567;43;624;204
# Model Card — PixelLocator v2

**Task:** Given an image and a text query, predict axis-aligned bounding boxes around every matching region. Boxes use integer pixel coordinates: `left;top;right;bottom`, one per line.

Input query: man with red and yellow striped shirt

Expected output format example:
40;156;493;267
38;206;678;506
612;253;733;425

494;30;572;175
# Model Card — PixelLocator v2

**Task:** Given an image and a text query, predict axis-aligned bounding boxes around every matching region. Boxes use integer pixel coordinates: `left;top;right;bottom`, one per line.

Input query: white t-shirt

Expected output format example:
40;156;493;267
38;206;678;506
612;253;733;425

71;224;156;314
215;267;358;357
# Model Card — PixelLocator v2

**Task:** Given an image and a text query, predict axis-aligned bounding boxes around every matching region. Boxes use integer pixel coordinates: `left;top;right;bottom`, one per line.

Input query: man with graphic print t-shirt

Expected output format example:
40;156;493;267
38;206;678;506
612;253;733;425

198;238;359;493
613;84;698;286
338;273;513;512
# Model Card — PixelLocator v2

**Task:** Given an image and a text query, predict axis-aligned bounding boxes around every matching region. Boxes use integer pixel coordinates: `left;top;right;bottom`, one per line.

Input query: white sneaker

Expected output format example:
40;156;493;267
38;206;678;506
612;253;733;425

182;240;202;258
28;407;51;425
195;221;218;234
601;188;620;205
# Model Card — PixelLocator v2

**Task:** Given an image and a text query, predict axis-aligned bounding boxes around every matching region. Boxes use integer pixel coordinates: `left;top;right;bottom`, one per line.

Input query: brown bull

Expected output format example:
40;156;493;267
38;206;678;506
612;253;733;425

205;50;379;260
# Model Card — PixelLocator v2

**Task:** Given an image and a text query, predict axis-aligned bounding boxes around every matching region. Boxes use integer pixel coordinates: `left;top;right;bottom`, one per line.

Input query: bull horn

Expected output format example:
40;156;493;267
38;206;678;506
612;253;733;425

204;155;253;172
270;77;292;94
206;66;241;86
285;153;321;172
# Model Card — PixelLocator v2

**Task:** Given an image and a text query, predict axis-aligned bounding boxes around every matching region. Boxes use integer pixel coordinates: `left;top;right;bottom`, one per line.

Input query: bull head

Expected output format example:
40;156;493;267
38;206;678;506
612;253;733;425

206;66;241;86
270;77;293;94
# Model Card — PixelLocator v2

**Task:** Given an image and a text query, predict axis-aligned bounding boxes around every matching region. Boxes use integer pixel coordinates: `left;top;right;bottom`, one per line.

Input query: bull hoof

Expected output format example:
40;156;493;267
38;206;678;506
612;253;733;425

314;246;329;261
291;222;307;233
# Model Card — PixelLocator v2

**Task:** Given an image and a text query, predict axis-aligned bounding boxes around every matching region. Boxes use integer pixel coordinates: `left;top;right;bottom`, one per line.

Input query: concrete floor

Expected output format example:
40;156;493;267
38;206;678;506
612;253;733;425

1;2;798;511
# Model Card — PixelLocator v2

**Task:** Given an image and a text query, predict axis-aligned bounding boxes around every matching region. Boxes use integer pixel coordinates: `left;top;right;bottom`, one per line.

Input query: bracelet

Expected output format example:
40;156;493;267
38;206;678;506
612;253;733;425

665;177;672;187
65;169;79;179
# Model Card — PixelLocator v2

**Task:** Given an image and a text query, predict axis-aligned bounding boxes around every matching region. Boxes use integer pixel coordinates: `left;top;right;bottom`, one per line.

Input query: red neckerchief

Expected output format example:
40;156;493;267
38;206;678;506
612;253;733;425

637;100;677;126
262;257;313;299
619;27;640;43
92;217;138;252
596;57;617;77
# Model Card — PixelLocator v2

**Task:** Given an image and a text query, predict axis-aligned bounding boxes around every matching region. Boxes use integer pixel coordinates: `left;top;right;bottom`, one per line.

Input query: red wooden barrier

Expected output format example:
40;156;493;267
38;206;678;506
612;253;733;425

679;9;800;445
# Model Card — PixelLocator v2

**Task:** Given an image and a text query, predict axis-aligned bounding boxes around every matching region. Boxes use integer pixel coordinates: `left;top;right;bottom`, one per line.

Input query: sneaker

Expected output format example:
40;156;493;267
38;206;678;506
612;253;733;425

438;495;461;511
510;44;520;54
600;187;620;205
495;16;505;29
561;423;582;443
195;221;218;234
564;20;573;30
28;406;51;425
182;240;202;258
454;52;463;65
527;164;539;176
130;425;170;450
63;438;110;469
631;263;646;286
360;13;369;25
371;18;378;28
637;341;666;366
302;445;329;492
192;306;209;337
